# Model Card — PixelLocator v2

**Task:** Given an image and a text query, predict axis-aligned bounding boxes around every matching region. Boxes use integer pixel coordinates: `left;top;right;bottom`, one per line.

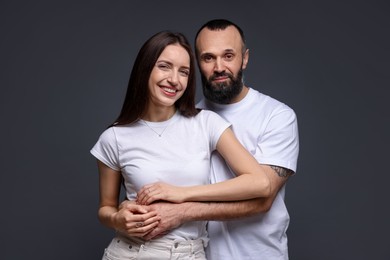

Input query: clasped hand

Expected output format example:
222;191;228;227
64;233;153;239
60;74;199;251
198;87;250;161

137;182;186;205
114;202;160;237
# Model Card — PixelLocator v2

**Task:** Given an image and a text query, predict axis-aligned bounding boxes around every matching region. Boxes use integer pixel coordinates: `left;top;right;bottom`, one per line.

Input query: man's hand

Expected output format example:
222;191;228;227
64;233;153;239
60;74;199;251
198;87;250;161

114;201;160;237
144;202;188;240
119;200;185;240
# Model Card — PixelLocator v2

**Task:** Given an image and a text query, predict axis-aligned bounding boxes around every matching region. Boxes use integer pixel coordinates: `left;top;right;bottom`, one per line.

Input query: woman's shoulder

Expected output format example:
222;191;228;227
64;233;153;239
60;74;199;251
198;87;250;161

195;109;228;125
197;109;222;118
95;126;117;144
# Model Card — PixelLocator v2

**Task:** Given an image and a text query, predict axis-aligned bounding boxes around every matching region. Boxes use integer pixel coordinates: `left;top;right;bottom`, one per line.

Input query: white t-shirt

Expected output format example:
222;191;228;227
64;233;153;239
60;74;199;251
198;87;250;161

91;110;231;243
197;88;299;260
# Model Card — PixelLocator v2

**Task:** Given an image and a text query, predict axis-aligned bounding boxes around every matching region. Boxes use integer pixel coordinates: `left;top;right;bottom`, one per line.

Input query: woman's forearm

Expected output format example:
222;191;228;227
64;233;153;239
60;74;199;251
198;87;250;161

185;172;271;202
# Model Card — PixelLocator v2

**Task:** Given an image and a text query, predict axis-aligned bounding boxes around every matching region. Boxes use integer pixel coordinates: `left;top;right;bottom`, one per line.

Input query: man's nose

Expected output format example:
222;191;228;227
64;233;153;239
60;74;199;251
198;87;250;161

214;58;225;73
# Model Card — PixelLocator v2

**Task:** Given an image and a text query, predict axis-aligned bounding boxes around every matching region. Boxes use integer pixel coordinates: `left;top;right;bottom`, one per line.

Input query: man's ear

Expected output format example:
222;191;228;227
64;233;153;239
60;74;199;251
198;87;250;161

242;49;249;69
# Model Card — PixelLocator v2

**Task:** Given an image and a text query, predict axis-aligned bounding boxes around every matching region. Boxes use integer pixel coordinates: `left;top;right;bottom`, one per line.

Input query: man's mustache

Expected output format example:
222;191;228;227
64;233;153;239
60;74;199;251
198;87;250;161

209;72;234;81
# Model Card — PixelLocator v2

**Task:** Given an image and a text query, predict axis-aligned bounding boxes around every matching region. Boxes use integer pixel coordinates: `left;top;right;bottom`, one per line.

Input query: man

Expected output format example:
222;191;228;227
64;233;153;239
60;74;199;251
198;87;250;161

120;19;299;259
193;19;299;259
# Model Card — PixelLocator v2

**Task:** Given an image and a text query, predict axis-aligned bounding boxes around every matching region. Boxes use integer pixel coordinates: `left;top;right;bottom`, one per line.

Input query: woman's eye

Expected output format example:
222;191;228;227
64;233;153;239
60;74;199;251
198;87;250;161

180;70;189;76
158;64;169;69
156;61;171;70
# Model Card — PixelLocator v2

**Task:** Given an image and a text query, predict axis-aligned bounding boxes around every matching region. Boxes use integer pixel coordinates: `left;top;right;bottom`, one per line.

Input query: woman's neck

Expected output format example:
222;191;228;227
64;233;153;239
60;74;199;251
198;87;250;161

142;106;176;122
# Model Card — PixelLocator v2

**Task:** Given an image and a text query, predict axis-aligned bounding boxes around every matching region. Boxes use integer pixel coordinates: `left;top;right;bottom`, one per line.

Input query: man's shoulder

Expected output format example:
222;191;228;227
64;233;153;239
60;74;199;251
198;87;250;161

196;88;295;116
248;88;295;114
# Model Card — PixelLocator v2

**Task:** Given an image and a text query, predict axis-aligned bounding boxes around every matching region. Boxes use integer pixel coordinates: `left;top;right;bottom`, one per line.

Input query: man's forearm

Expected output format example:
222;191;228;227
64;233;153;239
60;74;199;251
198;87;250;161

180;197;272;222
143;197;274;240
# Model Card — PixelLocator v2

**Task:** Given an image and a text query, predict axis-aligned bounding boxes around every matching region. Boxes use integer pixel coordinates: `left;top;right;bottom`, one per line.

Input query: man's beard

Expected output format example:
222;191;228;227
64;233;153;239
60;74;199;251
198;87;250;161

201;69;244;104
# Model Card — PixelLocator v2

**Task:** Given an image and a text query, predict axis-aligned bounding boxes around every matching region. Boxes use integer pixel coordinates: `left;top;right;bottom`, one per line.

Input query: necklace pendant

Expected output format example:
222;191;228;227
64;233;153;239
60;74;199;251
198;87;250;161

143;120;169;137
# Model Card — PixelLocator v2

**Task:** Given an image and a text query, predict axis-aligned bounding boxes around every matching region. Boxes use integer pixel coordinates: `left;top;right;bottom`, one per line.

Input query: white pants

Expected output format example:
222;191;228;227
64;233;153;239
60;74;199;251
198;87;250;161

102;235;207;260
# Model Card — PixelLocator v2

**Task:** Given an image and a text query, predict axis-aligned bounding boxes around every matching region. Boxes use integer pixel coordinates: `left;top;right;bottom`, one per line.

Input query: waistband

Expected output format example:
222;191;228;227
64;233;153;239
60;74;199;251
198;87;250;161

117;234;206;253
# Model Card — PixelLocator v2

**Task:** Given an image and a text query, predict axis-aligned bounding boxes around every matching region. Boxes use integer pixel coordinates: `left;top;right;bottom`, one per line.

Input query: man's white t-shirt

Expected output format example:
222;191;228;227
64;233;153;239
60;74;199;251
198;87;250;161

91;110;230;243
197;88;299;260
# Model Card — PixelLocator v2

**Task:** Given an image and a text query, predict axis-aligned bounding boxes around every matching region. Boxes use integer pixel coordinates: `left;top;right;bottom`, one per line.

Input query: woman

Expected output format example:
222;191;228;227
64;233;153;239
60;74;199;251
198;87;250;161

91;31;270;259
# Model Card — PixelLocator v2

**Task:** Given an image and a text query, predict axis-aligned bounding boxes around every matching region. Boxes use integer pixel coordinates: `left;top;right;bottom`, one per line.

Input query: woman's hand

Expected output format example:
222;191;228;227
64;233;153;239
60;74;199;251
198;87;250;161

112;202;161;237
137;182;187;205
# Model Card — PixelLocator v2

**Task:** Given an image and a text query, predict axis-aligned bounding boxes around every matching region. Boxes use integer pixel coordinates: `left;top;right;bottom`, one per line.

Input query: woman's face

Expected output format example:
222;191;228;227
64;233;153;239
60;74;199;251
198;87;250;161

148;44;190;109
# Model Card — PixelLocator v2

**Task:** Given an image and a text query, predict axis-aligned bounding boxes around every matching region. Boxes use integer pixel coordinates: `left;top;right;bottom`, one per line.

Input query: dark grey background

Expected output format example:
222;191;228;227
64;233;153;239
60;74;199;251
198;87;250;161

1;0;389;259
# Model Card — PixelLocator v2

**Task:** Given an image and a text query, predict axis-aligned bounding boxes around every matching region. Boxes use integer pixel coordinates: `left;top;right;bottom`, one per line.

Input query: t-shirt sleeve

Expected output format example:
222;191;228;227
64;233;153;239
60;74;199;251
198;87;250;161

202;110;231;151
256;107;299;173
90;127;120;171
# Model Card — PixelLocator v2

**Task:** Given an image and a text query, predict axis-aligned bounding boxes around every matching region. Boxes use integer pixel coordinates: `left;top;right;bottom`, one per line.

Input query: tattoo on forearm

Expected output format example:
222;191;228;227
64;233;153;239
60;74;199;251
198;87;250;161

270;165;293;178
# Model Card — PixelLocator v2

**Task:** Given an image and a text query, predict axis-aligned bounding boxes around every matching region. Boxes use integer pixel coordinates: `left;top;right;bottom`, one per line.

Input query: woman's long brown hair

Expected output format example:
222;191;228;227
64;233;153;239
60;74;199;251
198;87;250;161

110;31;198;127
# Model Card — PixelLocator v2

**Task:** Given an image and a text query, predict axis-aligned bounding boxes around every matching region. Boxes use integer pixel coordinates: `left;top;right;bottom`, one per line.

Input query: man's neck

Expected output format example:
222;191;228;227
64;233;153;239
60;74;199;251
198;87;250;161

228;86;249;104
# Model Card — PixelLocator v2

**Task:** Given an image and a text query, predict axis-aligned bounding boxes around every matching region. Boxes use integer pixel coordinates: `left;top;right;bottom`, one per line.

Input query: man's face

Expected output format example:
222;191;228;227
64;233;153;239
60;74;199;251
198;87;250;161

196;26;249;104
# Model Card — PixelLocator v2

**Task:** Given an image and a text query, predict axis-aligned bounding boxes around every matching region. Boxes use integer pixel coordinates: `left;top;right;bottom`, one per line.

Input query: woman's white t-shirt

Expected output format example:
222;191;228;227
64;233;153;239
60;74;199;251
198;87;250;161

91;110;230;242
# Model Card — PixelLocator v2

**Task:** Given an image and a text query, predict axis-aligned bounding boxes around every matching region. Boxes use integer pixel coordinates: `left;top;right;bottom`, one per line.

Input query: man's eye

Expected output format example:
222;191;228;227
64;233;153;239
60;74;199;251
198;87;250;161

202;55;213;62
225;54;234;60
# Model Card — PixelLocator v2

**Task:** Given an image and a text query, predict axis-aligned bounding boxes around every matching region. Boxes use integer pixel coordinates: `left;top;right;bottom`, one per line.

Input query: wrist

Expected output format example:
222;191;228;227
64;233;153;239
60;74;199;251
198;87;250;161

183;187;196;202
109;211;119;229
